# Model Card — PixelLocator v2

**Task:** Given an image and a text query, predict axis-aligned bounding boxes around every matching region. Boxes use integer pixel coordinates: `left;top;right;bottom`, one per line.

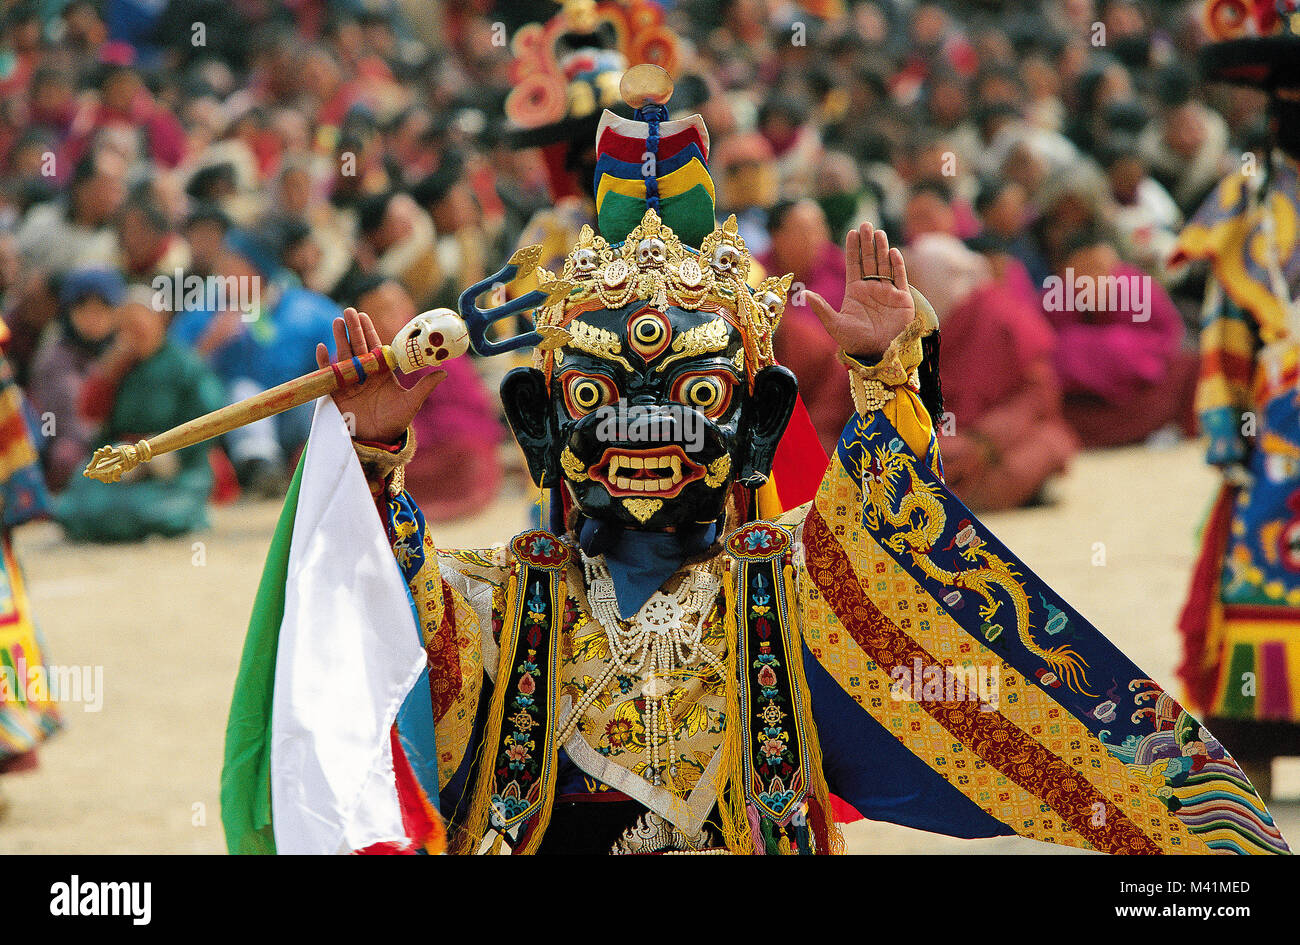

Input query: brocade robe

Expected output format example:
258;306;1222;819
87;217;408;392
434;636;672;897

355;319;1289;855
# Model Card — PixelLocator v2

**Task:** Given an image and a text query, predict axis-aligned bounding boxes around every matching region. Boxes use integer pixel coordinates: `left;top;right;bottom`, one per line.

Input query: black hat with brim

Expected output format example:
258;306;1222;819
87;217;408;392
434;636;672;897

1199;35;1300;88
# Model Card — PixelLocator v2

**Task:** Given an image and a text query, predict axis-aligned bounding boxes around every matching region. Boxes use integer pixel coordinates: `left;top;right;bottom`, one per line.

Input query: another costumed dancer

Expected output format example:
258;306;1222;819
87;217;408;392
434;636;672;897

98;65;1288;853
1174;0;1300;799
503;0;682;286
0;320;59;817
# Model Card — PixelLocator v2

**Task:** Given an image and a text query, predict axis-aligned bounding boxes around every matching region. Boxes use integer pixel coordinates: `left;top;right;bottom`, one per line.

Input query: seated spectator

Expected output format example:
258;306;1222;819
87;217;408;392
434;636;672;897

66;62;187;170
1064;56;1135;156
14;145;125;276
169;233;339;495
903;180;960;244
1033;165;1111;272
758;198;854;455
180;203;243;297
0;232;58;384
411;153;495;309
714;132;779;256
974;178;1049;286
341;190;441;310
757;92;823;197
814;151;871;244
353;276;504;522
1138;64;1235;215
273;219;325;292
56;288;224;542
965;230;1044;318
1096;134;1182;273
116;182;191;284
907;234;1077;510
1042;231;1197;447
28;266;124;491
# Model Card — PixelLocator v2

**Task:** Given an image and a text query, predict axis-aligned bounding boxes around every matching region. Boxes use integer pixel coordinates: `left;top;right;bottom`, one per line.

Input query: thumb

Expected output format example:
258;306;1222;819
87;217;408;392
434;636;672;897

405;369;447;410
804;290;840;334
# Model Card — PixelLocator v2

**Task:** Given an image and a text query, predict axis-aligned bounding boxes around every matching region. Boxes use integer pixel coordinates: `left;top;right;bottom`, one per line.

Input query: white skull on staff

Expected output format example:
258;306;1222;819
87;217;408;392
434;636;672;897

392;309;470;373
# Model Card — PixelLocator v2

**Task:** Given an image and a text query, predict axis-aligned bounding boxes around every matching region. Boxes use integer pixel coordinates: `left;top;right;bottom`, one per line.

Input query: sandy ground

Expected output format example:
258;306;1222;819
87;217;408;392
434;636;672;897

2;439;1297;854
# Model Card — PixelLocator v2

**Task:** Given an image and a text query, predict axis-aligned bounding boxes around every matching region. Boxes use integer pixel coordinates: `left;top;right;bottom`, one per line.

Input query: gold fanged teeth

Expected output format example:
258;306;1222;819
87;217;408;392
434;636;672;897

605;452;686;493
560;447;588;482
704;453;731;488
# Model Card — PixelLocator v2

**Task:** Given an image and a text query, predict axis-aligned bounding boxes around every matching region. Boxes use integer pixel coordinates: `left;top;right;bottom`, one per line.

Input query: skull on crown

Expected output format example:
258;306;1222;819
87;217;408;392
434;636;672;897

636;237;668;268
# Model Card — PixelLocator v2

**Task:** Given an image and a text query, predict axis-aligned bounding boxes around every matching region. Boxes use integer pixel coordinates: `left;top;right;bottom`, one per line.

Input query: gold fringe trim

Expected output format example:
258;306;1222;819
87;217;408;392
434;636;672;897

715;558;757;855
352;426;417;493
450;561;523;855
450;559;566;855
782;561;844;855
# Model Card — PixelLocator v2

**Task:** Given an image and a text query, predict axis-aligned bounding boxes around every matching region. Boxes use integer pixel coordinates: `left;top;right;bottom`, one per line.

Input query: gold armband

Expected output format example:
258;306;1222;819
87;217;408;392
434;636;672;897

353;427;418;496
839;287;938;415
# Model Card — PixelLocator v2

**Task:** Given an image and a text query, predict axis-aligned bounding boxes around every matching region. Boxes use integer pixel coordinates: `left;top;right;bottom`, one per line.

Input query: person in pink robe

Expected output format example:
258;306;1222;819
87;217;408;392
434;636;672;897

1042;234;1197;447
353;278;503;522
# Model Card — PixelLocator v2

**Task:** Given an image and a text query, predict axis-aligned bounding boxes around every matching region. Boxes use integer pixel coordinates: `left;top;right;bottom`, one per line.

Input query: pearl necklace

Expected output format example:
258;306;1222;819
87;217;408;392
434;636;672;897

557;552;724;786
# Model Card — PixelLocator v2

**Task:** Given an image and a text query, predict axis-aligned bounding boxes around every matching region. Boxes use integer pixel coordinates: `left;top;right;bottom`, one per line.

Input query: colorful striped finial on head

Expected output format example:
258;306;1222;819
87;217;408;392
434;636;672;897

594;64;716;248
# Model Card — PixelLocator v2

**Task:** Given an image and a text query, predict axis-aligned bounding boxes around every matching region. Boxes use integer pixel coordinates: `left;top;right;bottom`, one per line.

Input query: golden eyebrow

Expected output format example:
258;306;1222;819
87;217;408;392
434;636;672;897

561;319;634;373
653;318;733;373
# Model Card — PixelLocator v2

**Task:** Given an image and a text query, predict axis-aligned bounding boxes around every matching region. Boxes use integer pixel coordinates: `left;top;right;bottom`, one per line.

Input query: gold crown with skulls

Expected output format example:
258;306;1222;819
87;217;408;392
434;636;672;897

518;210;792;387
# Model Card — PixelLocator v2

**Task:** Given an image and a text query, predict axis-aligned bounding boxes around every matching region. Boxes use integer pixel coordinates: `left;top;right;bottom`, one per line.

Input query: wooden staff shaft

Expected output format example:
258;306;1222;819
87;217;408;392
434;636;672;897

84;346;397;483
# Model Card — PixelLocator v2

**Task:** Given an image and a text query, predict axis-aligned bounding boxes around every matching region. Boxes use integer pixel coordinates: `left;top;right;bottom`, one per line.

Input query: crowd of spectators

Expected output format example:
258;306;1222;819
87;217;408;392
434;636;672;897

0;0;1271;533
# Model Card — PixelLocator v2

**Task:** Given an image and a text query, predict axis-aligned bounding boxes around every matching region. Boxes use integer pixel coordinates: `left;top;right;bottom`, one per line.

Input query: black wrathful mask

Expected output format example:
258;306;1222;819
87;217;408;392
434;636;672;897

500;300;797;533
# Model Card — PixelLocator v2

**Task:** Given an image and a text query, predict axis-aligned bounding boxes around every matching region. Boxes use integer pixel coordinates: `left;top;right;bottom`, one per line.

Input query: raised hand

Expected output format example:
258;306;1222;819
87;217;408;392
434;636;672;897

315;306;445;445
805;222;916;360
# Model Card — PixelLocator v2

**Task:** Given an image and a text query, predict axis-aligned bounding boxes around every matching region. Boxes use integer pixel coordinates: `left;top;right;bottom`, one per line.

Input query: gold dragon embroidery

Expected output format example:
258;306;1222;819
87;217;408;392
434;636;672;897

860;440;1094;695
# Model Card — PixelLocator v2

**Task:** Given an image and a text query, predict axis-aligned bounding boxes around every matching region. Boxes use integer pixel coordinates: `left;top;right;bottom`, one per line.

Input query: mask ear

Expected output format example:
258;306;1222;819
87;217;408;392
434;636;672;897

738;365;797;485
501;367;557;486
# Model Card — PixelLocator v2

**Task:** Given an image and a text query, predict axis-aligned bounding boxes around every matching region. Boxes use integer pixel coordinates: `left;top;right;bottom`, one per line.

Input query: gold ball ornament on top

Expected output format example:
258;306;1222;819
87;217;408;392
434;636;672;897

620;63;674;109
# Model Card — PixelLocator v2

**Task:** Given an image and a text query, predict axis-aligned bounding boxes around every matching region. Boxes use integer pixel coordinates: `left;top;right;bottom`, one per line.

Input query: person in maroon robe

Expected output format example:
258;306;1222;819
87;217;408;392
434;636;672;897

758;198;855;455
906;234;1077;510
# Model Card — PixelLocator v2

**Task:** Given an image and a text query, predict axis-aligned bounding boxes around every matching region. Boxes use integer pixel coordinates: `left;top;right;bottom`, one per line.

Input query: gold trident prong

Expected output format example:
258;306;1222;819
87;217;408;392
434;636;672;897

83;440;153;483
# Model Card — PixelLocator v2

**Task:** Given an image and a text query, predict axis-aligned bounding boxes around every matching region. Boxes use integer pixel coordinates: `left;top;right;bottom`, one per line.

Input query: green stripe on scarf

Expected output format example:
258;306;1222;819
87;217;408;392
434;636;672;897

219;453;306;854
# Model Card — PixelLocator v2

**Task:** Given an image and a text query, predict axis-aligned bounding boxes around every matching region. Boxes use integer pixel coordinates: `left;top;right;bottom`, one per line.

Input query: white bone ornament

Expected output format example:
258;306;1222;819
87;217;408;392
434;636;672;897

710;244;740;274
392;308;470;373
